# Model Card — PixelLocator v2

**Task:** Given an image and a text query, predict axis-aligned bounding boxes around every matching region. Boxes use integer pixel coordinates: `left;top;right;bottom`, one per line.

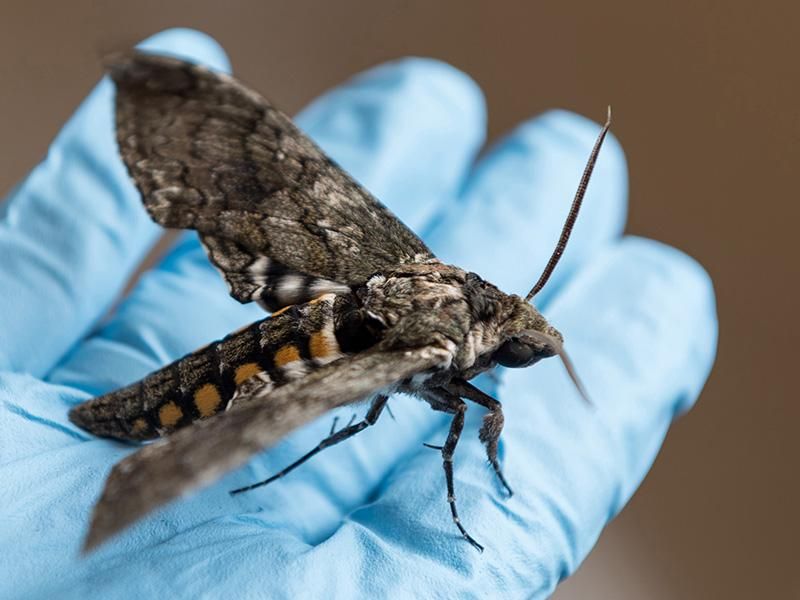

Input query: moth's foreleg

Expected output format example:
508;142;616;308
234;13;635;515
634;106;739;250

446;379;513;497
229;394;389;495
426;389;484;553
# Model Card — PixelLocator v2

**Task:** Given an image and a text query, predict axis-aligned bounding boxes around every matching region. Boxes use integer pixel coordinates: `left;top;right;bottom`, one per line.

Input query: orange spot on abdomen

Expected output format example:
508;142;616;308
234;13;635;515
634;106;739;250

309;331;336;359
194;383;222;417
158;402;183;428
274;344;301;367
234;362;262;385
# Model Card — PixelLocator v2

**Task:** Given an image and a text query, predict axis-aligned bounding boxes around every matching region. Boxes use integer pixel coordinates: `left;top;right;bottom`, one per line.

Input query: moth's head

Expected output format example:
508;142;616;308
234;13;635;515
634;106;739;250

493;299;562;369
492;297;589;404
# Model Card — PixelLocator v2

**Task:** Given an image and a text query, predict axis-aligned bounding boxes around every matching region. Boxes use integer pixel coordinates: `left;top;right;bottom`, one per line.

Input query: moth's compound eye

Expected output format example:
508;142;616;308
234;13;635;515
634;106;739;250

494;339;537;368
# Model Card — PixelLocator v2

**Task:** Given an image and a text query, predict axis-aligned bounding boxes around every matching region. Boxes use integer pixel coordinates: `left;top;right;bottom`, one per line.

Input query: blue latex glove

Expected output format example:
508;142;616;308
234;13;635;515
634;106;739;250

0;29;717;599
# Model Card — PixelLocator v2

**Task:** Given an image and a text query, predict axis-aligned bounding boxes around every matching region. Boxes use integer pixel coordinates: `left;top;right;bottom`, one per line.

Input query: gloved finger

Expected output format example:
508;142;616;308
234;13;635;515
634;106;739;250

426;109;627;305
478;238;717;595
0;28;230;377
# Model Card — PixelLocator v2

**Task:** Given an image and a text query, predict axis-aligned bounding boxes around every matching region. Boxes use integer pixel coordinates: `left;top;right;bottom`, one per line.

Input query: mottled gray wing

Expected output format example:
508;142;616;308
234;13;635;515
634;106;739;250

83;344;450;552
109;51;434;309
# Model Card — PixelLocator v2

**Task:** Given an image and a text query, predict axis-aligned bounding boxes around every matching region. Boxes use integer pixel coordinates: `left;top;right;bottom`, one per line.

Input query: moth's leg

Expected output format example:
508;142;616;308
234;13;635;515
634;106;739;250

425;389;484;553
230;394;389;495
446;379;513;497
327;412;357;436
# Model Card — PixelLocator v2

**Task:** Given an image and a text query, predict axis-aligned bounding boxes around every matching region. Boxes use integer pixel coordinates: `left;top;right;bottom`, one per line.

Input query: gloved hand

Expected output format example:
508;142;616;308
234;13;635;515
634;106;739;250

0;29;717;599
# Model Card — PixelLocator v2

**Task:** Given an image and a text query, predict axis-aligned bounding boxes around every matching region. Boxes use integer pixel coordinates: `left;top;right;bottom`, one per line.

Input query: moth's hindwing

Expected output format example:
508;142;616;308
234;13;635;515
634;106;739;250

201;235;350;311
69;294;348;441
109;51;436;312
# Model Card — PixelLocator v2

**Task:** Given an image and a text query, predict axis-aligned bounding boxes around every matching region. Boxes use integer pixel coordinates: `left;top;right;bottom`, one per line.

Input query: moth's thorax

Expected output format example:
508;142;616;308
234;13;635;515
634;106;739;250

360;262;471;327
359;262;555;376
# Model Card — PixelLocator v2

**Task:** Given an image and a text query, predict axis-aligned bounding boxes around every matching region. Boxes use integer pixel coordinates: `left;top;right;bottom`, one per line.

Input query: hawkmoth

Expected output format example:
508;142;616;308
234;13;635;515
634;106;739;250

69;50;611;553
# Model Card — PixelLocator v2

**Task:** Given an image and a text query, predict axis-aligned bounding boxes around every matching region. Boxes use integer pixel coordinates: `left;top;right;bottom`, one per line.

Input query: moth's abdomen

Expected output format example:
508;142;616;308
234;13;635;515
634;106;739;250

69;320;267;440
69;294;358;441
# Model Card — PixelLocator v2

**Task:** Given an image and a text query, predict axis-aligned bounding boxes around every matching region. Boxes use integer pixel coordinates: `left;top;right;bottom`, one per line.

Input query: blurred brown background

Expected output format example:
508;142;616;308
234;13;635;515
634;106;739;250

1;2;796;598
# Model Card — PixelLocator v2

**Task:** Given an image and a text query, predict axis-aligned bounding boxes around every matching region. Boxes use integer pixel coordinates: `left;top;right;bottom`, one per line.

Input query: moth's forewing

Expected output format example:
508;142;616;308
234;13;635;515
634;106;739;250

111;51;434;311
84;345;450;552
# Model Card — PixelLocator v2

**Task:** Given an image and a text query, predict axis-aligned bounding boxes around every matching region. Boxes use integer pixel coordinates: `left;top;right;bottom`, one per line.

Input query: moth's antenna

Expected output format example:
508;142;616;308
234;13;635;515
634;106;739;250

525;106;612;302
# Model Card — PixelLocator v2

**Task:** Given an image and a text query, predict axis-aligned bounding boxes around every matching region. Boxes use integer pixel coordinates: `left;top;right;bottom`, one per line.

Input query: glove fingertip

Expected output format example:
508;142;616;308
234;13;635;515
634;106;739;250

618;236;718;412
136;28;231;74
384;56;487;131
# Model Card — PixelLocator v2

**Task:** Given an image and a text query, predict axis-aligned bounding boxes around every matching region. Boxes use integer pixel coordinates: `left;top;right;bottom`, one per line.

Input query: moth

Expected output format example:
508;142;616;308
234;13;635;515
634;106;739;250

69;50;611;553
